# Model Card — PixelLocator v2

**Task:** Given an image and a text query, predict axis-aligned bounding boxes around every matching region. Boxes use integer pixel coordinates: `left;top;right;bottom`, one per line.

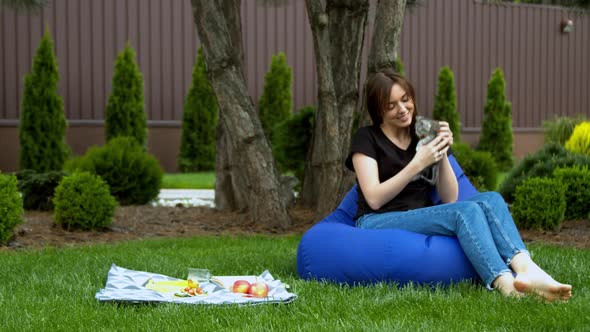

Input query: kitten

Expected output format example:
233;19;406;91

412;116;440;185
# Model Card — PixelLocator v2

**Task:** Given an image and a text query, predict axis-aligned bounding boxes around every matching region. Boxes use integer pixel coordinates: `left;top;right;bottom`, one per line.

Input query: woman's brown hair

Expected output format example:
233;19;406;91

365;69;418;132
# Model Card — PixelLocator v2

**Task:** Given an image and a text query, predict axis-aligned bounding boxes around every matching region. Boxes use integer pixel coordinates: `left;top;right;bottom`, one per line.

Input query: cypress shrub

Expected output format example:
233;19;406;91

433;66;461;142
64;136;163;205
19;29;70;172
552;166;590;220
477;68;514;171
451;143;497;191
0;173;24;245
498;143;590;203
543;115;587;146
178;48;218;172
274;106;315;188
16;169;66;211
394;57;405;76
512;177;566;231
259;52;293;147
564;121;590;155
105;43;147;147
53;172;117;230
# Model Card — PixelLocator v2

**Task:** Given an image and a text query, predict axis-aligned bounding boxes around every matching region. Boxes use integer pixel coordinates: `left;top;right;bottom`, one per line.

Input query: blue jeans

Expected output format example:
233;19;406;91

356;191;529;289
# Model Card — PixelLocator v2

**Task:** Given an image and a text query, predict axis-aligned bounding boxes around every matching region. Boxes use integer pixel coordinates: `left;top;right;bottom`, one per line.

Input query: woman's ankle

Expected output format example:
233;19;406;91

493;272;518;297
510;252;533;274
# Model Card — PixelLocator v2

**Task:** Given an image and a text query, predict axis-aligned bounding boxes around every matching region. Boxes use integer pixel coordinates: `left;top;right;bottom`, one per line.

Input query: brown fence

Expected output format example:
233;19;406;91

401;0;589;131
1;0;589;172
0;0;316;125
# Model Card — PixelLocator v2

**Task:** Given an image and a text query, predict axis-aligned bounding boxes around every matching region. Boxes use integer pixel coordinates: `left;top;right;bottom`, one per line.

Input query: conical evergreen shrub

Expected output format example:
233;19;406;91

178;48;218;172
432;66;461;142
105;43;147;147
259;52;293;147
19;29;70;172
394;57;405;76
478;68;514;171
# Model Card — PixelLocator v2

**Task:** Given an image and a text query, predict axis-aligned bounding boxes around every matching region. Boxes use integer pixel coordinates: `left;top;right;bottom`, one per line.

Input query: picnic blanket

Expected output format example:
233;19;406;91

95;264;297;305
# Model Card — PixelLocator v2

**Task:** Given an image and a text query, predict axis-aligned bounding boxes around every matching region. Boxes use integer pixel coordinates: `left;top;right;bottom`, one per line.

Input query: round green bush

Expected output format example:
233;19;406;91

0;173;24;244
16;169;66;211
499;143;590;203
565;121;590;155
452;142;497;191
552;166;590;220
64;136;163;205
512;177;566;231
53;172;117;230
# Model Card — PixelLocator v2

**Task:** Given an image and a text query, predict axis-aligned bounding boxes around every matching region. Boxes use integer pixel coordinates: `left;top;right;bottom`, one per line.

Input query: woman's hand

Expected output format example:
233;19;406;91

412;135;451;170
437;121;454;147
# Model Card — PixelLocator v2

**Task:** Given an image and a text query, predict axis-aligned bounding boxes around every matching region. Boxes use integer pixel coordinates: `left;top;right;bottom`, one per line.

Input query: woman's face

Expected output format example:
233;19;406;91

381;83;414;129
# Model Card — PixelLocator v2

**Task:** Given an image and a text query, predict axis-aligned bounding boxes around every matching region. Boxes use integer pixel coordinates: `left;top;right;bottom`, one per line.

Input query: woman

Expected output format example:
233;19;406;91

345;69;572;301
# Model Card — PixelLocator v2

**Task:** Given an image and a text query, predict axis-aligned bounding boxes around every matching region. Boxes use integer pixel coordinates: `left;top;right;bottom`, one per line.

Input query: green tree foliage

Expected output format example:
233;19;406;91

0;173;24;245
53;172;117;230
564;122;590;155
394;57;405;76
0;0;47;10
274;106;315;189
477;68;514;171
105;43;147;147
543;115;587;146
259;52;293;147
19;29;70;172
433;66;461;142
178;48;218;172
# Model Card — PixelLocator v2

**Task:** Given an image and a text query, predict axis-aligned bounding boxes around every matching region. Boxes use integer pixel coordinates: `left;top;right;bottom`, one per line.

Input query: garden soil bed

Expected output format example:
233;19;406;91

3;206;589;250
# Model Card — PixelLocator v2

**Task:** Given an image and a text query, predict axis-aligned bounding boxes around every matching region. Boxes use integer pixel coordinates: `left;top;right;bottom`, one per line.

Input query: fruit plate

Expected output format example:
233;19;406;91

95;264;297;305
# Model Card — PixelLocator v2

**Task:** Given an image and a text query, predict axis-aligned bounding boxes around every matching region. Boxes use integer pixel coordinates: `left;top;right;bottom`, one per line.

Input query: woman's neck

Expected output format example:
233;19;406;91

380;123;411;141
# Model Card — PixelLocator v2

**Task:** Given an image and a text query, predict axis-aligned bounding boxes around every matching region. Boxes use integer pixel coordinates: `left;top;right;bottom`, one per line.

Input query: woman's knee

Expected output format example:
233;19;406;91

474;191;506;207
452;201;485;220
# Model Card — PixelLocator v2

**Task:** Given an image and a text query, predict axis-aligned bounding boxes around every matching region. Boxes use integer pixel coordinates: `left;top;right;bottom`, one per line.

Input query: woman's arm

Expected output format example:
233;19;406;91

352;153;422;210
436;154;458;203
353;135;451;210
435;121;458;203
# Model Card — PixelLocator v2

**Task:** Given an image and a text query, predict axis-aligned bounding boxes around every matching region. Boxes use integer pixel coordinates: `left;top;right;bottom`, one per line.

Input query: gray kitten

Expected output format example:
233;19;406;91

412;116;440;185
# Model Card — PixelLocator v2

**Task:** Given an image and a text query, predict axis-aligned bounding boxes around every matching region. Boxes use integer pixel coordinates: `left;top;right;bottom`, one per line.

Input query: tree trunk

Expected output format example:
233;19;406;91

191;0;292;229
300;0;369;219
359;0;407;127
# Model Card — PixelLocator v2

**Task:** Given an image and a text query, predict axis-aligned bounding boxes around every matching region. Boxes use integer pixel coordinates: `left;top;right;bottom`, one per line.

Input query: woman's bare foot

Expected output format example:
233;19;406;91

493;273;524;298
513;270;572;302
510;253;572;302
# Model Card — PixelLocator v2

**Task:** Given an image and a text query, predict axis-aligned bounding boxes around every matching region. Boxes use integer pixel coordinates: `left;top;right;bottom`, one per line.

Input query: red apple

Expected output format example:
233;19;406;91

231;280;251;294
248;281;269;298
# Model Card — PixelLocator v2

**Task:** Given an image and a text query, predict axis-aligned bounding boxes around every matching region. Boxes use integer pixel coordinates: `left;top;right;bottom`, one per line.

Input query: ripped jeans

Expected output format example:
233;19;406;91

356;191;529;289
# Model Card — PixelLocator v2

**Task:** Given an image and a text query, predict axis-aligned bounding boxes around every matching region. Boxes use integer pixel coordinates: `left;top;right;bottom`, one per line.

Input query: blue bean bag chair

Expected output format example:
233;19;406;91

296;155;480;286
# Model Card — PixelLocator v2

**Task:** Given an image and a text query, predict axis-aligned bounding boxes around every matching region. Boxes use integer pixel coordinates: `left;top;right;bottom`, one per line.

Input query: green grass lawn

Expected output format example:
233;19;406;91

162;172;215;189
1;236;588;331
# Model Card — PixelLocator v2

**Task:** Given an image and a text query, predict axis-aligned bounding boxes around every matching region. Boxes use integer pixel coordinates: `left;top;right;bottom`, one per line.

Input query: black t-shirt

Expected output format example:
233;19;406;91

345;125;434;220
